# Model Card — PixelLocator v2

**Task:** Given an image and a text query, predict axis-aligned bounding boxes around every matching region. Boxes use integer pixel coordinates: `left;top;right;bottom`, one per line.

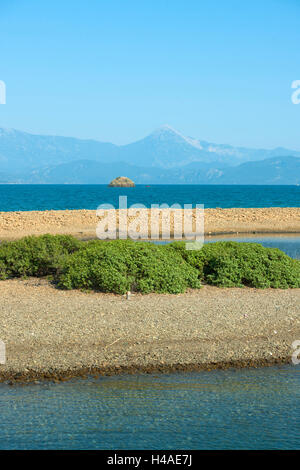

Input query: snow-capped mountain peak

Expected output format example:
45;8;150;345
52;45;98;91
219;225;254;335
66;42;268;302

150;125;203;150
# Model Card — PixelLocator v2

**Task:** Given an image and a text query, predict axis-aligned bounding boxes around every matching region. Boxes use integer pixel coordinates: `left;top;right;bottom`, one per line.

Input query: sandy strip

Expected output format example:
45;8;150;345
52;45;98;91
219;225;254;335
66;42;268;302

0;279;299;382
0;207;299;240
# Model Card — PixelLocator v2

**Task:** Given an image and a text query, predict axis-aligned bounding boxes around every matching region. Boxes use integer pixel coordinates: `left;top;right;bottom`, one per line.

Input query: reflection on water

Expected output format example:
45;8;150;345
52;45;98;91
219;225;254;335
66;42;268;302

0;365;299;450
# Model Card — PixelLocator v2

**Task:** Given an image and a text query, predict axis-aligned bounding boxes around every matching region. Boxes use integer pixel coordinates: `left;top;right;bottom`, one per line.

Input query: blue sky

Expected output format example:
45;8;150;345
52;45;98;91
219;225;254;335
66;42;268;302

0;0;300;148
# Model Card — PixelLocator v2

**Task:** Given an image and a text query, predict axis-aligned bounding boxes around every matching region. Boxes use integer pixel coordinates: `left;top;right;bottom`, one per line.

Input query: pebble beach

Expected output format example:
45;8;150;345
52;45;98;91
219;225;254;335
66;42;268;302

0;278;299;382
0;207;300;240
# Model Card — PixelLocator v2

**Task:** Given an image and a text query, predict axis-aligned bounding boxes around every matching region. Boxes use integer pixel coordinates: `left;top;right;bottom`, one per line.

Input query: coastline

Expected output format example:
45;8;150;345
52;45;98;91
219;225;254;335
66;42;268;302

0;359;292;384
0;207;300;240
1;279;299;383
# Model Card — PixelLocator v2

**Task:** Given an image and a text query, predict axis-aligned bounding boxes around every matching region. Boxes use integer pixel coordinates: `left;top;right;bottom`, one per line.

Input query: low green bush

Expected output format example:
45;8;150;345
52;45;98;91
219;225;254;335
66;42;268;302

58;239;200;294
169;241;300;288
0;234;82;279
0;235;299;292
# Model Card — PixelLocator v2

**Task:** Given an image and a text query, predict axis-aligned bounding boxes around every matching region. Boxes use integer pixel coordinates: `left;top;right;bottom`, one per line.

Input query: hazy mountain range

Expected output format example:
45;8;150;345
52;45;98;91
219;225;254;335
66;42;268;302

0;125;299;184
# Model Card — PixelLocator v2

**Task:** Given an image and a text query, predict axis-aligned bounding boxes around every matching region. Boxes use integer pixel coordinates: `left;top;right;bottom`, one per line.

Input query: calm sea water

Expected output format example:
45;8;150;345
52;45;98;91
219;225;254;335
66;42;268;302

0;184;299;211
0;365;299;450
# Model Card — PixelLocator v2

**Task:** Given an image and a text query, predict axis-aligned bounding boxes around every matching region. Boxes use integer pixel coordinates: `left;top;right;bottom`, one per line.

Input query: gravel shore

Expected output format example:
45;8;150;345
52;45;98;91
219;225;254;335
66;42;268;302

0;279;299;382
0;207;299;240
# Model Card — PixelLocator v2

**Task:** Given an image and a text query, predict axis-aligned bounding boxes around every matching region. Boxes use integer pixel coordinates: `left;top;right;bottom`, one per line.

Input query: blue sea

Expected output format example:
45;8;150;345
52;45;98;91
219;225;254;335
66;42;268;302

0;184;299;211
0;365;299;450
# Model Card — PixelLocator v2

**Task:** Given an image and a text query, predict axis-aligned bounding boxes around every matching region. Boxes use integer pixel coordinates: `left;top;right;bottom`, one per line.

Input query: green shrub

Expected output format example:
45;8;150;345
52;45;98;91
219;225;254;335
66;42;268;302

169;241;300;288
0;235;299;292
58;239;201;294
0;234;82;279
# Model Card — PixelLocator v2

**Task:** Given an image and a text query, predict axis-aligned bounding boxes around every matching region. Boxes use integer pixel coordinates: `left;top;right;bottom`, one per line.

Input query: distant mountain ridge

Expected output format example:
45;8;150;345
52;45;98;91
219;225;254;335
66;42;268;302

10;156;298;185
0;125;299;184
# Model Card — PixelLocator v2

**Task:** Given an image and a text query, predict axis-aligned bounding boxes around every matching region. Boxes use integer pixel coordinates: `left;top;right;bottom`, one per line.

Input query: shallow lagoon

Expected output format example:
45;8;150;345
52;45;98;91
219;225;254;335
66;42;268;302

0;365;299;450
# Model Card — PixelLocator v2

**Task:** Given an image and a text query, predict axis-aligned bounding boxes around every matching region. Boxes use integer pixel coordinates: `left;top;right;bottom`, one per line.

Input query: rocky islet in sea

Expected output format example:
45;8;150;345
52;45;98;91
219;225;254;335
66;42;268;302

108;176;135;187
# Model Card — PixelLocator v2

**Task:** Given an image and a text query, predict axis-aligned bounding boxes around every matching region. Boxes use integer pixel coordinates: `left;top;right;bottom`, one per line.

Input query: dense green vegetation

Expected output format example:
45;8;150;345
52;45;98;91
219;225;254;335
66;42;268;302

169;241;300;289
0;234;81;279
58;240;200;294
0;235;299;293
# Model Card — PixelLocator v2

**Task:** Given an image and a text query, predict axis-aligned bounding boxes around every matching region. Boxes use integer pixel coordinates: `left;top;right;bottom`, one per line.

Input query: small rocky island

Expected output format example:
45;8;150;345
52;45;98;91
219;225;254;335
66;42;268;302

108;176;135;187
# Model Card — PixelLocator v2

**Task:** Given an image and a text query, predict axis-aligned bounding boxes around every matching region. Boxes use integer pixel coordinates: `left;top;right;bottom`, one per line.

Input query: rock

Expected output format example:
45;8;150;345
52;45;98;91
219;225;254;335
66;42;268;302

108;176;135;187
